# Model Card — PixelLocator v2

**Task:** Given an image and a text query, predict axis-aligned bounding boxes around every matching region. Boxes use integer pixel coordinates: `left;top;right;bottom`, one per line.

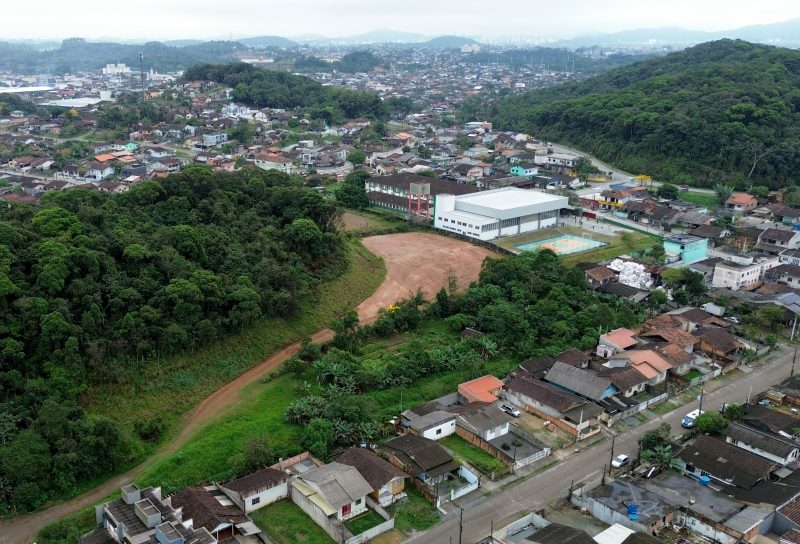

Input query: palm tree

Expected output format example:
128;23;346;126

713;183;734;206
643;444;681;472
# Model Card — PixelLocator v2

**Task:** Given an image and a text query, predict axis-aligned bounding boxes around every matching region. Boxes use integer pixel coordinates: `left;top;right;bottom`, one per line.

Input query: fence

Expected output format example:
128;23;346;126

485;511;550;542
513;447;551;470
450;466;480;501
343;496;395;544
612;392;669;423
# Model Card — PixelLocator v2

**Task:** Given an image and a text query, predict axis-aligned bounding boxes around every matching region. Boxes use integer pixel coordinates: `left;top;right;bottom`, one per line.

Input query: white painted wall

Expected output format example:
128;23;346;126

421;420;456;440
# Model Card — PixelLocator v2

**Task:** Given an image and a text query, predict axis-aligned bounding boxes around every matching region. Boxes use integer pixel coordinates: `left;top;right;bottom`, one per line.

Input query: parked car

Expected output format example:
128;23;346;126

725;316;740;324
500;403;521;417
611;454;630;468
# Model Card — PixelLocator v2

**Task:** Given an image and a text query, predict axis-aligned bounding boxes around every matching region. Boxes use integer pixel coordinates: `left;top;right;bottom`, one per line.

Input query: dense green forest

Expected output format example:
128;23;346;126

486;40;800;187
0;38;242;74
294;51;386;73
467;47;654;74
183;63;395;121
284;249;642;460
0;166;346;511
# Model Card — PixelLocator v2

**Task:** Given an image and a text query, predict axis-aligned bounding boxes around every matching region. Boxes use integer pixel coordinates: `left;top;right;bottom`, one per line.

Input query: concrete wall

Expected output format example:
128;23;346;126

289;489;345;543
420;419;456;441
240;482;288;513
725;437;797;466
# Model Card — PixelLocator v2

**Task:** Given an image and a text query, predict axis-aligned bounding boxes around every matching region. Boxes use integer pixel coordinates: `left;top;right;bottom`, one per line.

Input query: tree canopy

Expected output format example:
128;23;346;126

486;40;800;188
0;166;346;511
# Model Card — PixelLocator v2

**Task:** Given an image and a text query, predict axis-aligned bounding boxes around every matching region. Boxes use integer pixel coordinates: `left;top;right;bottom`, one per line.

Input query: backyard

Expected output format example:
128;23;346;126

441;435;506;475
390;487;441;534
250;500;334;544
344;509;387;535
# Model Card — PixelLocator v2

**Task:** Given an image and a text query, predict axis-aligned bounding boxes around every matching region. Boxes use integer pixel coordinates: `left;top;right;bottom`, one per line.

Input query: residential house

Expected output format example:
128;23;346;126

688;225;728;246
79;484;217;544
758;228;800;254
598;189;633;211
291;462;373;521
724;421;800;466
146;146;172;159
509;163;539;177
605;350;673;386
458;375;505;404
201;133;228;147
336;447;407;507
726;192;758;213
599;282;650;303
693;327;743;361
218;467;288;513
770;264;800;287
712;255;780;291
379;434;460;487
678;434;777;488
170;486;253;542
450;402;511;442
540;152;582;174
553;348;590;369
663;234;708;265
596;367;649;398
623;199;677;227
401;402;457;440
504;371;603;437
741;404;800;437
596;328;638;357
85;160;114;181
585;265;617;288
365;172;478;216
518;356;556;379
449;162;484;183
254;151;295;174
544;362;618;401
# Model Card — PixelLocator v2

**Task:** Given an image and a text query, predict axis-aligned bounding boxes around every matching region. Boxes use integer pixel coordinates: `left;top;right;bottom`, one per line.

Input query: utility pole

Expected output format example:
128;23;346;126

458;504;464;544
698;388;704;414
791;346;798;377
608;434;616;468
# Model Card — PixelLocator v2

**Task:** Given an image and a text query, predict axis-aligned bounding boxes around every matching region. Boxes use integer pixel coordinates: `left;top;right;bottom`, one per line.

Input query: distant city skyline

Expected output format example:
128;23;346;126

6;0;800;41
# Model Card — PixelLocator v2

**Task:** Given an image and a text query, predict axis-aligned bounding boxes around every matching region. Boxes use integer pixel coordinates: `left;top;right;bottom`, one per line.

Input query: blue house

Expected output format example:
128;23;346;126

510;163;539;177
663;234;708;265
544;361;618;401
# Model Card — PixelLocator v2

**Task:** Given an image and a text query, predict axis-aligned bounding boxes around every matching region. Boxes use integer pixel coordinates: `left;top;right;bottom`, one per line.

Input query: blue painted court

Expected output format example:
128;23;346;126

515;234;605;255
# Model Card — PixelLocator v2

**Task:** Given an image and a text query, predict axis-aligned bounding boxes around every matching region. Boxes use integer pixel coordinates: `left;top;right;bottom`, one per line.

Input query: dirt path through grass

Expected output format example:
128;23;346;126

3;232;499;544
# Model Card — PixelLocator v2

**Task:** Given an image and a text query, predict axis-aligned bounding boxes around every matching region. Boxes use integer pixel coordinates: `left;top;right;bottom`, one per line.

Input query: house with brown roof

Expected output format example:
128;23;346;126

694;327;744;361
171;486;253;542
585;265;617;288
218;467;288;513
678;434;777;489
504;372;603;438
336;447;407;507
379;434;460;487
596;367;649;398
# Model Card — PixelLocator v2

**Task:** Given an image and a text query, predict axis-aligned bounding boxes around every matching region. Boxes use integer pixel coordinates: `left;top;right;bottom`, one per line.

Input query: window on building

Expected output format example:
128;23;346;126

436;428;442;435
251;497;260;505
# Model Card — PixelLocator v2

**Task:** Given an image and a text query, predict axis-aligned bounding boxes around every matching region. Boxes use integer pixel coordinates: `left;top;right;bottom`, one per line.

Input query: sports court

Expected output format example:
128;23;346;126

515;233;605;255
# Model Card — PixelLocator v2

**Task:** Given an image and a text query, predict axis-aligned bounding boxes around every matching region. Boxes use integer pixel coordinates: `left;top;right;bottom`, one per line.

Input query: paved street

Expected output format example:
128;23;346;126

407;351;793;544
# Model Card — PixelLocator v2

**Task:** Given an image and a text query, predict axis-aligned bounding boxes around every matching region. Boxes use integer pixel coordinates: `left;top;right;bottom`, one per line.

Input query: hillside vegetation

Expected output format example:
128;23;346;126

183;63;397;122
0;166;348;512
488;40;800;187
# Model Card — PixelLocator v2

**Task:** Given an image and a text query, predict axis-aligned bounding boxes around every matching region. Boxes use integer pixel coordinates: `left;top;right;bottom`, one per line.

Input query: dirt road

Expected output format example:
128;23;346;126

1;232;498;544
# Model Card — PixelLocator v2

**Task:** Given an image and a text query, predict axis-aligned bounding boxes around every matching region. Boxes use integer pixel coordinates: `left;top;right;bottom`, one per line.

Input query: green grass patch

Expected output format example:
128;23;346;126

344;509;387;535
440;435;506;475
647;401;677;416
251;500;334;544
562;229;656;266
682;369;703;381
391;487;441;533
680;192;718;208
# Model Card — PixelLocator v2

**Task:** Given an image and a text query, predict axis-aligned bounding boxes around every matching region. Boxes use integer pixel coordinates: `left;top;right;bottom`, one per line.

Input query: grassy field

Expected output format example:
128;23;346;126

440;435;506;475
391;487;441;534
680;191;719;208
250;500;334;544
345;509;387;535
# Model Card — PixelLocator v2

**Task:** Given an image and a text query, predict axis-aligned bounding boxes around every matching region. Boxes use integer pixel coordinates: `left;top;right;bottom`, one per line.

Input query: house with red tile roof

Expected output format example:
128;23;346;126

458;375;505;403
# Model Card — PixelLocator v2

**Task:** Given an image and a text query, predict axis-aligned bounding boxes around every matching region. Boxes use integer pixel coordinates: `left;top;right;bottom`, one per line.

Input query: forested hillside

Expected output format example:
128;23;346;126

183;63;395;122
487;40;800;187
0;166;345;511
0;38;242;74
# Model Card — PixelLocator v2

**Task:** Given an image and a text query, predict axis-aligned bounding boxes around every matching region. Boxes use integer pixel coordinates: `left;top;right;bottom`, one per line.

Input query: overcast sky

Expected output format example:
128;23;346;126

7;0;800;41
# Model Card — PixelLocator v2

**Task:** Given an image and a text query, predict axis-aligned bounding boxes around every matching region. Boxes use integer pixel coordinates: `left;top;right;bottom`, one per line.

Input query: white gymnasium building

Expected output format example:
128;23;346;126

434;187;569;241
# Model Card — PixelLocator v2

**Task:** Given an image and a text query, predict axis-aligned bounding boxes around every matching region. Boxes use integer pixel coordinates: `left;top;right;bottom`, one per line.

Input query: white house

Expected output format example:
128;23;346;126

712;255;779;291
454;403;511;441
724;422;800;466
219;467;289;513
401;404;457;440
434;187;568;241
202;133;229;147
85;160;114;181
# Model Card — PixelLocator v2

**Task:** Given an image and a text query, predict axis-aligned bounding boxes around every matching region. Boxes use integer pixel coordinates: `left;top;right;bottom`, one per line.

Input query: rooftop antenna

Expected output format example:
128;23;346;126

139;51;145;100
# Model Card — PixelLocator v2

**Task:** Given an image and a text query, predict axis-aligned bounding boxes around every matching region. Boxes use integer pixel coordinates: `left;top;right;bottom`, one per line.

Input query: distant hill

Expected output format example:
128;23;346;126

421;35;479;48
341;29;427;44
0;38;243;74
238;35;298;48
487;39;800;188
556;17;800;48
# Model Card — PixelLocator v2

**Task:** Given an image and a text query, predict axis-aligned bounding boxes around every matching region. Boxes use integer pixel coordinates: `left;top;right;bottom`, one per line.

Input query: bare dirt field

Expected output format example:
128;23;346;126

4;232;501;544
338;210;392;232
359;232;501;319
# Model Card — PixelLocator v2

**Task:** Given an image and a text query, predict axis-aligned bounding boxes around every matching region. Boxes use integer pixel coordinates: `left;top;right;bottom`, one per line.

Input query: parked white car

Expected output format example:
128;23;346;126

611;454;630;468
